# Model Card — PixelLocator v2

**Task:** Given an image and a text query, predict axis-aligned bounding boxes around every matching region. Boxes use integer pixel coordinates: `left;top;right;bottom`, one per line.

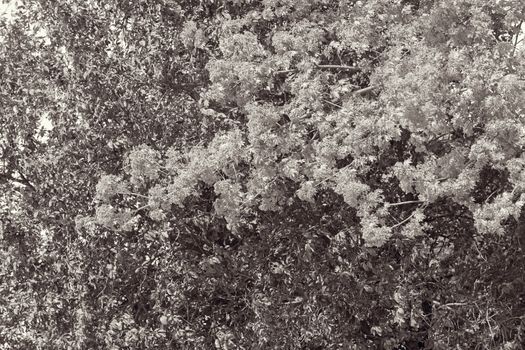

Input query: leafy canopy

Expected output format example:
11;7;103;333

2;0;525;349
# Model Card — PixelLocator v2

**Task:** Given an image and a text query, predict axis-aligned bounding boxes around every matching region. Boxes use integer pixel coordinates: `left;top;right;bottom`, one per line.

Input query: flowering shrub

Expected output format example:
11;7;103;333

3;0;525;349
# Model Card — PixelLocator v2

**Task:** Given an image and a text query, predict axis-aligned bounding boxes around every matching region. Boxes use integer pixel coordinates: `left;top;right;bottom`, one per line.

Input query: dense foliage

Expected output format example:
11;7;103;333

2;0;525;349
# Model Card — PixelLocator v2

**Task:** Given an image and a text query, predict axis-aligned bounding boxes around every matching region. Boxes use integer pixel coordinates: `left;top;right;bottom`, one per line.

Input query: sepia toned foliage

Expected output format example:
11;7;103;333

2;0;525;349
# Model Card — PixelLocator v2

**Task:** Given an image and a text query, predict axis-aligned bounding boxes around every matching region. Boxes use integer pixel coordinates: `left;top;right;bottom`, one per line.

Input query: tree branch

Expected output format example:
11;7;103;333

389;203;428;229
353;85;377;95
316;64;361;72
274;64;362;75
322;99;343;109
390;210;418;229
0;171;36;192
512;21;523;57
16;171;37;192
385;200;425;207
437;302;469;310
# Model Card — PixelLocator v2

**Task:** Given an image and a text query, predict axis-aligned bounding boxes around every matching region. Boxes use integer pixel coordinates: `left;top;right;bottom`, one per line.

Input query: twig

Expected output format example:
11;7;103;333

437;302;469;309
385;200;425;207
353;86;377;95
389;202;428;229
133;204;151;213
427;132;452;144
512;21;523;57
0;169;37;192
316;64;361;72
16;171;37;191
322;99;343;109
473;238;487;262
95;280;108;299
390;210;418;229
274;64;361;75
486;308;494;339
484;189;499;203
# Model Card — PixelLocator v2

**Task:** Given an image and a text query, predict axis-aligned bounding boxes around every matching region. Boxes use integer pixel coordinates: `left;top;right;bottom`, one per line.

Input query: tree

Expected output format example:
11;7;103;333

2;0;525;349
1;0;213;348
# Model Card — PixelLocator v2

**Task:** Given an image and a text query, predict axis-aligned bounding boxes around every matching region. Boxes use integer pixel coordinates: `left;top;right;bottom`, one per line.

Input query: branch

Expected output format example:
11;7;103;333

426;212;473;222
426;132;452;144
385;200;425;208
133;203;151;213
484;189;500;203
437;302;469;310
390;210;418;229
0;172;36;192
316;64;361;72
389;202;428;229
322;99;343;109
512;20;523;57
486;308;495;339
353;85;377;95
16;171;37;192
274;64;362;75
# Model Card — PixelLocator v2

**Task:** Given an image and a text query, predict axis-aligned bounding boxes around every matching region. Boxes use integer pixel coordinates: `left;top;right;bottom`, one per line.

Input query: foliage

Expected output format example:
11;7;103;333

2;0;525;349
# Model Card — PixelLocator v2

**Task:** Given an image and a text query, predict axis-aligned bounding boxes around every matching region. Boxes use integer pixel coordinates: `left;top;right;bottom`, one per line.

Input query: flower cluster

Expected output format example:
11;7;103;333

95;174;128;202
125;145;160;187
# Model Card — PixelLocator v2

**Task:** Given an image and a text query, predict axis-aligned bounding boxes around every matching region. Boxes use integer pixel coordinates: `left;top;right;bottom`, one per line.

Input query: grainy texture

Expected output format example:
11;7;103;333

1;0;525;349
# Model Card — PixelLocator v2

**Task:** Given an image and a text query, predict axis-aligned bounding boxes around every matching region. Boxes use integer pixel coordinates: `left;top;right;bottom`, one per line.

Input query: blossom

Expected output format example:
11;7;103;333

125;145;160;186
95;174;127;202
